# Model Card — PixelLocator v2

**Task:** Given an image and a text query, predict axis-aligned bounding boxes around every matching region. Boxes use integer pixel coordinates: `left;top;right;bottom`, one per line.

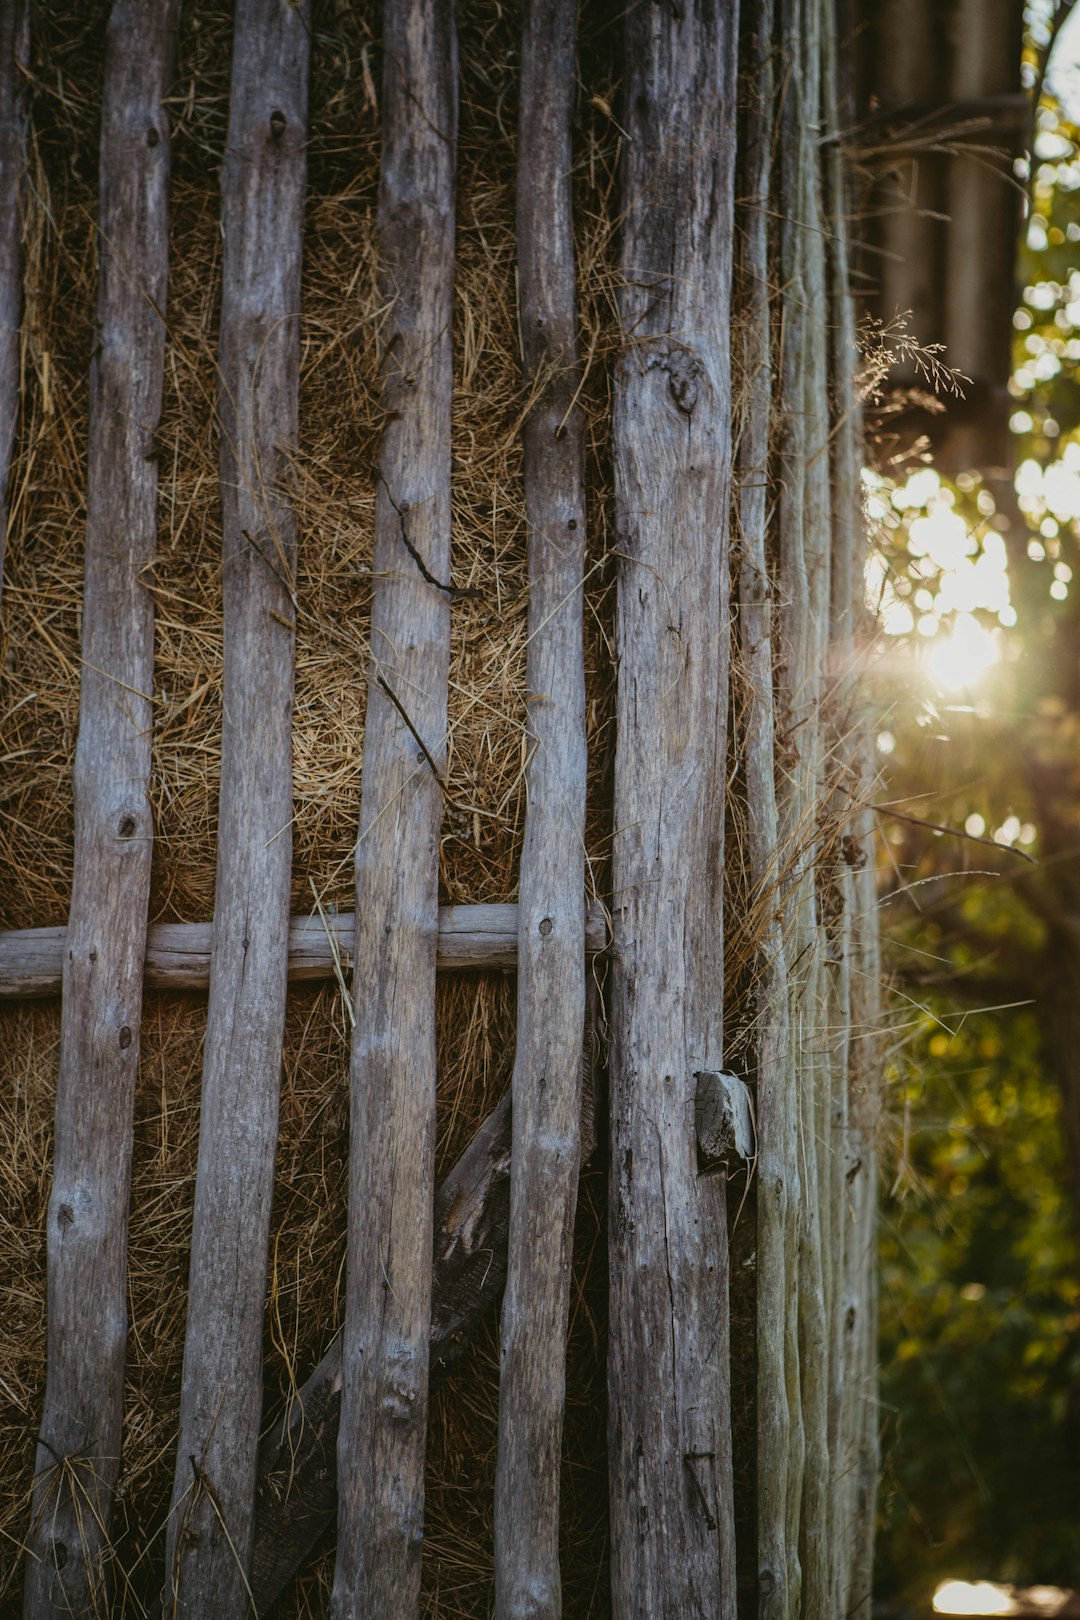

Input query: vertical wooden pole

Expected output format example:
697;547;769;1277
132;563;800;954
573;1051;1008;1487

607;1;739;1614
331;1;456;1614
493;0;587;1614
827;7;881;1609
24;5;178;1613
736;4;802;1614
161;3;309;1611
0;0;27;617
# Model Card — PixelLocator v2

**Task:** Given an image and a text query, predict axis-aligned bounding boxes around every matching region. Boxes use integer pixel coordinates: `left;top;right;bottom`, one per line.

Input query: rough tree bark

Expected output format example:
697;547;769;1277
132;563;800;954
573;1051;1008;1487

161;4;309;1611
24;6;178;1614
331;2;457;1614
493;0;588;1614
607;1;739;1614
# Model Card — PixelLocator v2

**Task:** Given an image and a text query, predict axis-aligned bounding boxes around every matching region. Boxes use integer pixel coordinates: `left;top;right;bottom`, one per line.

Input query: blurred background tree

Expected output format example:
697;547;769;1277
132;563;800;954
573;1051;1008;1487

867;3;1080;1604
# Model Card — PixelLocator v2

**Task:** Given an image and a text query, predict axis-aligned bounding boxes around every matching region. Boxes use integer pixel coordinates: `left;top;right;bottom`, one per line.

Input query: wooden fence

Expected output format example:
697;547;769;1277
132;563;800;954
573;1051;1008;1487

0;0;882;1615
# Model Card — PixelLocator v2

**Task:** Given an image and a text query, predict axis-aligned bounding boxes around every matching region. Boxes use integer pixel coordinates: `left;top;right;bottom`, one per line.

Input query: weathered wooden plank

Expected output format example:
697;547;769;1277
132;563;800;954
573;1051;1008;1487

492;1;587;1615
734;3;801;1613
607;0;739;1613
0;901;610;999
787;4;834;1611
771;1;843;1611
331;2;457;1613
23;5;178;1614
251;985;599;1614
0;0;27;616
160;5;309;1612
826;9;881;1605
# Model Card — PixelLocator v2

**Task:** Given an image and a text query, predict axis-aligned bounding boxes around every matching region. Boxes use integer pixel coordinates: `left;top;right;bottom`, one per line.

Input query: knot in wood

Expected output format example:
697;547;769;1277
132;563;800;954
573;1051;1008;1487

643;343;706;414
270;108;287;141
667;351;703;414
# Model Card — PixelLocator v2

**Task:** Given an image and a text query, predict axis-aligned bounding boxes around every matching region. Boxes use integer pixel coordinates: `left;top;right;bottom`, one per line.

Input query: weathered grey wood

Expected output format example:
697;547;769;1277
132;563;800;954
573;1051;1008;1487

24;5;177;1614
0;901;609;999
0;0;27;616
493;2;587;1615
250;988;598;1615
733;5;803;1610
608;1;739;1613
161;5;309;1612
789;5;834;1611
825;10;881;1602
694;1071;753;1163
331;3;457;1614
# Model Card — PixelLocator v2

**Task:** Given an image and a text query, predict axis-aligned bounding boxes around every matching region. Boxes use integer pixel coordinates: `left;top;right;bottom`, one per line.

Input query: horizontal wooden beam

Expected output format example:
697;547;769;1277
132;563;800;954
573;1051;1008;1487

0;902;610;1000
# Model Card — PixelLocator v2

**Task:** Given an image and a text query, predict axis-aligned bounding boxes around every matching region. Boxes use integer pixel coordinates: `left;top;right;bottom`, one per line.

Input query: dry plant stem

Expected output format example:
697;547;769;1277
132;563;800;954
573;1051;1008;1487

161;5;309;1611
23;7;177;1615
331;3;456;1613
0;901;609;998
846;733;883;1618
493;0;587;1614
0;0;27;617
735;3;798;1614
607;1;738;1613
252;1006;599;1615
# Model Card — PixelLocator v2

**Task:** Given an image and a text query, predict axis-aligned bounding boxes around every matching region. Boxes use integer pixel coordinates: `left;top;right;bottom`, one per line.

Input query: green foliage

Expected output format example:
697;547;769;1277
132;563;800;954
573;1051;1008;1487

877;1003;1080;1599
873;20;1080;1603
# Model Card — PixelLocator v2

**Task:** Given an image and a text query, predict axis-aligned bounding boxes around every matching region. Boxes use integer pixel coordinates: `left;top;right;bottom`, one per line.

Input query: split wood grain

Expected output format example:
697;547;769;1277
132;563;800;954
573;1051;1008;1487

331;3;456;1614
607;2;739;1614
492;1;588;1615
0;901;610;999
160;5;309;1612
0;0;27;615
23;6;178;1614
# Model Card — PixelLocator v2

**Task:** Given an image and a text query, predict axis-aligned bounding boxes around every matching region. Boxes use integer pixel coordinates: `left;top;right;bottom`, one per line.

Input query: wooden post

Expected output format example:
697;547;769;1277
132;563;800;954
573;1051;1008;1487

0;0;27;616
331;1;456;1613
607;1;739;1614
734;8;803;1609
160;3;309;1611
492;0;588;1614
24;5;178;1613
252;1009;598;1616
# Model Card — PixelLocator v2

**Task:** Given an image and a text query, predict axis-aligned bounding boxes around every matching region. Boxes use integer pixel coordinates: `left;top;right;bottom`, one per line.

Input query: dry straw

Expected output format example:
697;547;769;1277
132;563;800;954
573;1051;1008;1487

0;1;618;1612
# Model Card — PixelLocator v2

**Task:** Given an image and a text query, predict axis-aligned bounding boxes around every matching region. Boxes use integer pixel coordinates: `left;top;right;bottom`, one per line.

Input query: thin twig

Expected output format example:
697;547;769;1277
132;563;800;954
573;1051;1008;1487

870;802;1037;863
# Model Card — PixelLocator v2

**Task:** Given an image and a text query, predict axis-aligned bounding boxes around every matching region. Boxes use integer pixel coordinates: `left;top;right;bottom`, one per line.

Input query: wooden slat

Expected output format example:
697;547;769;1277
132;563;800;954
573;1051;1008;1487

734;4;801;1612
252;1002;598;1615
827;5;882;1604
783;4;834;1611
0;901;610;999
0;0;27;615
492;0;587;1614
331;1;457;1612
23;5;178;1613
160;4;310;1611
607;1;739;1614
